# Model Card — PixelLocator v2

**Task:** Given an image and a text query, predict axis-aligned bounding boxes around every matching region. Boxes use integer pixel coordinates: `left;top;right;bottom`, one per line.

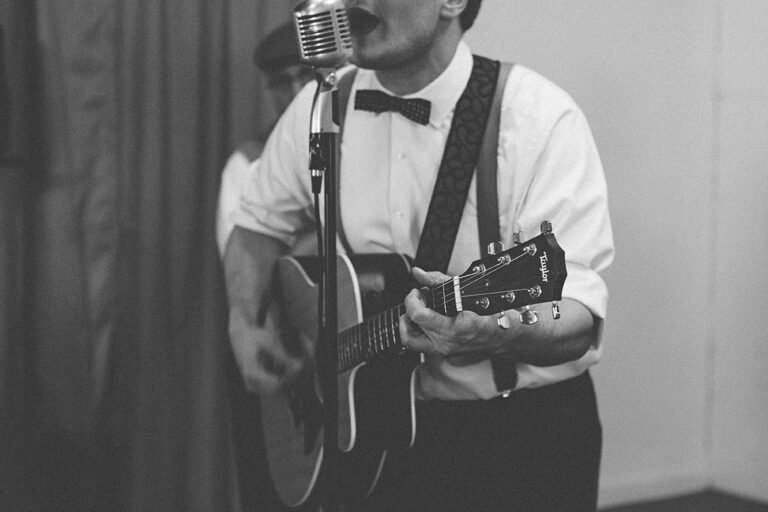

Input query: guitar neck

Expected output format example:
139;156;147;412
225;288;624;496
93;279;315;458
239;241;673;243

329;226;567;374
337;303;406;372
337;286;454;373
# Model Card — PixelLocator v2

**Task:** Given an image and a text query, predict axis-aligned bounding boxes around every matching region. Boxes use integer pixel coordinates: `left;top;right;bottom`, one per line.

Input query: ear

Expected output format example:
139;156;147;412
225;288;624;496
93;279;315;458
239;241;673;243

439;0;467;22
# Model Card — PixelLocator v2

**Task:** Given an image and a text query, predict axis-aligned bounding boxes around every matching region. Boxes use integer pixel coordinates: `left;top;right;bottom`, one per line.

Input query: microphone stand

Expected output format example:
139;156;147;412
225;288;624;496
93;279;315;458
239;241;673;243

309;68;341;512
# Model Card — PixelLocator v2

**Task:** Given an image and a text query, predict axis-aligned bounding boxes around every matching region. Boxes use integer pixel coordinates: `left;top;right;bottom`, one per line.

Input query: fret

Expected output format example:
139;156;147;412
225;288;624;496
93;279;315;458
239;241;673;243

368;322;374;356
391;307;400;347
367;316;374;353
377;314;384;352
360;323;366;359
376;315;387;352
343;329;350;368
343;332;350;368
378;311;386;350
349;330;354;364
382;312;388;350
369;317;378;355
389;308;396;347
358;322;366;360
356;323;363;361
352;324;360;362
365;318;376;356
382;310;390;349
392;306;401;348
350;329;356;363
349;331;354;362
391;308;398;348
388;305;399;350
372;316;379;353
383;309;390;350
339;332;344;370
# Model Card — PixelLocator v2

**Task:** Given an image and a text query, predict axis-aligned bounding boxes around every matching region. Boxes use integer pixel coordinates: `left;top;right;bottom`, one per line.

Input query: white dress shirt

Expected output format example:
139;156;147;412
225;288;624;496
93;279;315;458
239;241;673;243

217;150;255;258
232;40;614;400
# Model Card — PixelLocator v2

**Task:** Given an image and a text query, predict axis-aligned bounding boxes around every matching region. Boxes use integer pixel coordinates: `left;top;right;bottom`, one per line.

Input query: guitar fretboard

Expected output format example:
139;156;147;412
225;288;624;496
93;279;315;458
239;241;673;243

337;286;453;372
337;304;405;372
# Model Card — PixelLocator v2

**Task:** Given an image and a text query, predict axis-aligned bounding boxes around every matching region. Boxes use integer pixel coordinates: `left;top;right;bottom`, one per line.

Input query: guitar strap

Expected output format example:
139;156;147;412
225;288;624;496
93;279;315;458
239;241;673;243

477;61;513;252
336;58;518;393
412;55;500;272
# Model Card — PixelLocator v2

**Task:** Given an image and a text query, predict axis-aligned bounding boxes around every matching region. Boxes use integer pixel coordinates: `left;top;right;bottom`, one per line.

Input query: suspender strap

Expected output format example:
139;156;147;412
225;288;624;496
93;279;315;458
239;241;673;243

414;55;500;272
478;62;519;395
476;62;513;252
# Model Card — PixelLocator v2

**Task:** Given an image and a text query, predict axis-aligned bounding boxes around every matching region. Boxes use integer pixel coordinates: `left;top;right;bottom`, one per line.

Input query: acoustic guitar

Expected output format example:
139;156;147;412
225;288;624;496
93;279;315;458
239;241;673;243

261;222;567;508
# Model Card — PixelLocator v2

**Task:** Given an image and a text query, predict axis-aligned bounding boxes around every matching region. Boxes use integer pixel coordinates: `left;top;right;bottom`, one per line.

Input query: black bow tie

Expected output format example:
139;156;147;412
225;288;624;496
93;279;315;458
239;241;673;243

354;89;431;125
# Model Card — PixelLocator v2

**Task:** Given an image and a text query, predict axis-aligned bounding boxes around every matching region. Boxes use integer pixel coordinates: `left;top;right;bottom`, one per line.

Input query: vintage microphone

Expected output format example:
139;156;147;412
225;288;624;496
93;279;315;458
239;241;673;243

293;0;352;193
292;1;352;509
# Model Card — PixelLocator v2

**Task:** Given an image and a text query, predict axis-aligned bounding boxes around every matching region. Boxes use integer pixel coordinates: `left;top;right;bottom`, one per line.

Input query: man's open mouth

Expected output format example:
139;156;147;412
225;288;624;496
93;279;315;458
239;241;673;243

347;7;380;35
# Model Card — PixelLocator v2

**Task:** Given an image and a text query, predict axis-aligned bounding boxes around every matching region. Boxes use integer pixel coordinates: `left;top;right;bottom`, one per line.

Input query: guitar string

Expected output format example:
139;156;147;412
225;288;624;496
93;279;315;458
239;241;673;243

456;252;529;292
436;251;532;308
338;262;508;371
337;250;538;369
339;254;523;367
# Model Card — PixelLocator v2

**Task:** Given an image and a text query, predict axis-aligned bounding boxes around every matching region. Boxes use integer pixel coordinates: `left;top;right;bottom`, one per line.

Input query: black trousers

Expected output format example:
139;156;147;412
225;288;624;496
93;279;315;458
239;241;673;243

357;371;602;512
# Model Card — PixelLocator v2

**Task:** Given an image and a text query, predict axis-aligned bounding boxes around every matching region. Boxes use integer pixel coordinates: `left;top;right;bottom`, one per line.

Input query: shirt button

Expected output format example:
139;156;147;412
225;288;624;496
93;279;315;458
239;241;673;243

398;152;406;160
395;211;404;219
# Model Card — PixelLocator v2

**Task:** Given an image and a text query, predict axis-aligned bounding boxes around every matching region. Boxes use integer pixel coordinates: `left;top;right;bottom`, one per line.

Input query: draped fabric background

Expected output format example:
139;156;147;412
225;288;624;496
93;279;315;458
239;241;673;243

1;0;295;510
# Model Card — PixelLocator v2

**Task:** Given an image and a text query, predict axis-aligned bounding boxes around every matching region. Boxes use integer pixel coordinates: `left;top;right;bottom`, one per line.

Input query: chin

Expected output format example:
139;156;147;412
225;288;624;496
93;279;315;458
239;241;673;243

349;33;388;69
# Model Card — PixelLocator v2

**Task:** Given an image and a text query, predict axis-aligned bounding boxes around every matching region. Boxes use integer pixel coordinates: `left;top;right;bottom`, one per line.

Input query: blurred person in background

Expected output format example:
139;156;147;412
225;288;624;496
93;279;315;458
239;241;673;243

216;21;314;257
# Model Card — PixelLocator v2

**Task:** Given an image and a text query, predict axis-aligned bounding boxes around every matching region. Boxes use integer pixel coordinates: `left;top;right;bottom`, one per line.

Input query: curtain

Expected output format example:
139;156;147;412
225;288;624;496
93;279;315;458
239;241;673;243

1;1;38;510
0;0;295;510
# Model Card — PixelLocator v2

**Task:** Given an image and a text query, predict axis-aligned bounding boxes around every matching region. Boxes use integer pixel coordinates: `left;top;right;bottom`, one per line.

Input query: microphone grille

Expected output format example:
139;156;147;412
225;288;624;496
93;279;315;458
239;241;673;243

294;5;352;67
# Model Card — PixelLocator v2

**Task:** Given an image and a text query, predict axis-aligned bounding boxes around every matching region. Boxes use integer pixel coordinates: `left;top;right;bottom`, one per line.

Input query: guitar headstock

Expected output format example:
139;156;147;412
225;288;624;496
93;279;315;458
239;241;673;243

429;222;566;323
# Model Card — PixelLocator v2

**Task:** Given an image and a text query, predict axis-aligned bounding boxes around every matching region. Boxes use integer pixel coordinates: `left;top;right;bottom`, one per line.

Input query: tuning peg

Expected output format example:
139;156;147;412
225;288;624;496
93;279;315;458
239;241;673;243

496;312;511;330
519;306;539;326
486;241;504;256
512;232;522;245
552;301;561;320
540;220;552;234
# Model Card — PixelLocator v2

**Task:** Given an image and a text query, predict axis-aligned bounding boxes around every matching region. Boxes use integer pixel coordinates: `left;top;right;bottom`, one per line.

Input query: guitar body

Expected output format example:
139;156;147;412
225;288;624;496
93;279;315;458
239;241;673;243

261;253;418;508
259;224;568;509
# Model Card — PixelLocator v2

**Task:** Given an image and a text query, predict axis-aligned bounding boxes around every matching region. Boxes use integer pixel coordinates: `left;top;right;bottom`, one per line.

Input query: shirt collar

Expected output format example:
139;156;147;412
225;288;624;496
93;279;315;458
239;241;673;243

358;40;473;128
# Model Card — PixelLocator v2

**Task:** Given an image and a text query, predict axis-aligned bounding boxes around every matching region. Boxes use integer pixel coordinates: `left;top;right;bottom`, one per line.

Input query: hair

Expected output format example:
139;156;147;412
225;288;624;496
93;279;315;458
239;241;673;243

459;0;482;31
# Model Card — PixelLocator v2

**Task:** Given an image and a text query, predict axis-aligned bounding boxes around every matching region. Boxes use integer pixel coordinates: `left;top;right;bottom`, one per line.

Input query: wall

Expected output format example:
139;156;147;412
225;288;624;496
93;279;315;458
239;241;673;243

467;1;768;507
710;0;768;502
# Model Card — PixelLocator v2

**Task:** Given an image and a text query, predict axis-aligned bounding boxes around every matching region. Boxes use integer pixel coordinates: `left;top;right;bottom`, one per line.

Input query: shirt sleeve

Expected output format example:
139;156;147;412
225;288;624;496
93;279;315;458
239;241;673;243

415;69;614;401
512;105;614;319
502;69;615;391
216;150;256;258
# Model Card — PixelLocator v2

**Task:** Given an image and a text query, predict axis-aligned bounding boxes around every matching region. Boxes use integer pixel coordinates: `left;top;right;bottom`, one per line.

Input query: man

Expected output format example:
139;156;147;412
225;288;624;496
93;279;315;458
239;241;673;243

225;0;613;510
215;21;314;256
